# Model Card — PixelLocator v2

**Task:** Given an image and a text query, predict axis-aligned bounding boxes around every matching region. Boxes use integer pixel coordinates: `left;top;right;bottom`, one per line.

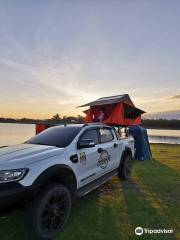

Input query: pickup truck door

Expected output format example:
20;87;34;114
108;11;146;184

96;127;120;174
76;128;102;187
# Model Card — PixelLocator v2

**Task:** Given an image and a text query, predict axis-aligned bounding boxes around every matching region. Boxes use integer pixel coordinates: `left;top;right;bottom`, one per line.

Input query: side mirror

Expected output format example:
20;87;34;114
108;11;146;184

77;139;95;149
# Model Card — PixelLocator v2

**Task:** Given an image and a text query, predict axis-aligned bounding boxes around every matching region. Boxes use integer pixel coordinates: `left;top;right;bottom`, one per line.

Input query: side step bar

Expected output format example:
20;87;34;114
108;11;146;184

76;169;118;198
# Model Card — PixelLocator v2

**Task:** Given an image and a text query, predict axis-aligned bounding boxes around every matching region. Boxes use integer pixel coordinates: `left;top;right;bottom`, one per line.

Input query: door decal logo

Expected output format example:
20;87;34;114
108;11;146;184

97;150;111;169
80;152;86;165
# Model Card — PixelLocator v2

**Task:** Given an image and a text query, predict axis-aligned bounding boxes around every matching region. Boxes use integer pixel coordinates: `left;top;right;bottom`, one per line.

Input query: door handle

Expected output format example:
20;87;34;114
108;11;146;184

114;143;118;148
97;148;104;153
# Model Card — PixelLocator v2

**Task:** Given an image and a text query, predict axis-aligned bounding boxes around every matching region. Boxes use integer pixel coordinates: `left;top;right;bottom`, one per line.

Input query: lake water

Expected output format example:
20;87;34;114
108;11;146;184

0;123;180;147
148;129;180;144
0;123;35;147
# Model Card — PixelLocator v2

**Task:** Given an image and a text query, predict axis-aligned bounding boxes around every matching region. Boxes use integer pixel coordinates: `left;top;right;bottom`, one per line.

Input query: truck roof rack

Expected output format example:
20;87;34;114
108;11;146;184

82;122;108;127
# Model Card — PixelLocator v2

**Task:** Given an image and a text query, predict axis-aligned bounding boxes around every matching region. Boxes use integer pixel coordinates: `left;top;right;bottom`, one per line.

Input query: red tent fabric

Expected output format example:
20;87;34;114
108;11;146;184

79;94;145;126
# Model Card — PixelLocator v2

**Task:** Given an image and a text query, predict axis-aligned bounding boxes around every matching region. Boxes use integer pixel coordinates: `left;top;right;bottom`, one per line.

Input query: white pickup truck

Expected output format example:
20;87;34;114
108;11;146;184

0;123;134;240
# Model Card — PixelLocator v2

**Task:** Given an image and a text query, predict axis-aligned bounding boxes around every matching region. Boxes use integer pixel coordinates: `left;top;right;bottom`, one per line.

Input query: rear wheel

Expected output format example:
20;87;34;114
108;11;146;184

26;184;72;240
118;154;133;180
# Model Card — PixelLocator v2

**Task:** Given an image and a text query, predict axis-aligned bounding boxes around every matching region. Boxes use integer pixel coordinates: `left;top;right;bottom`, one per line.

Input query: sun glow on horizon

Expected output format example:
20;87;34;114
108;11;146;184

0;1;179;118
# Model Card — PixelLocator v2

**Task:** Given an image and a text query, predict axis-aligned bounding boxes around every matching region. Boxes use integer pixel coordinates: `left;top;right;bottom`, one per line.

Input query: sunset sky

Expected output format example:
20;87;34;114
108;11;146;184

0;0;180;119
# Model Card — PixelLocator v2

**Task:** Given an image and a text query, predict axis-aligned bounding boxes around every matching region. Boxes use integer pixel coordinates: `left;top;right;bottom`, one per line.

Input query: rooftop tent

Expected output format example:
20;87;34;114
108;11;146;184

129;126;152;160
78;94;145;126
36;123;51;134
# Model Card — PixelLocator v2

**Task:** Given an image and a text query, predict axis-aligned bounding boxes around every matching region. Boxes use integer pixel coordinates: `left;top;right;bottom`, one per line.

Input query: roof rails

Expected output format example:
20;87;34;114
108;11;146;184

83;122;108;127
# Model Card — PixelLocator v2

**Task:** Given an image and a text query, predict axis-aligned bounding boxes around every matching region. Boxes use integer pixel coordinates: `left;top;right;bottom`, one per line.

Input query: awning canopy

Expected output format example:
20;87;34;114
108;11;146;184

78;94;134;107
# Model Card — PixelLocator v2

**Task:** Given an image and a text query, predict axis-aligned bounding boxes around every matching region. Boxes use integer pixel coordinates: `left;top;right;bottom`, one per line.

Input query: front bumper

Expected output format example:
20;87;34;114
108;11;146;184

0;182;39;211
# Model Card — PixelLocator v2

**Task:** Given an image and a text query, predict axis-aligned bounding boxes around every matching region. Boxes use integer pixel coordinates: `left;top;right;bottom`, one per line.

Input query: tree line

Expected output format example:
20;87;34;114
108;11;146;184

0;115;180;129
0;114;84;124
142;119;180;129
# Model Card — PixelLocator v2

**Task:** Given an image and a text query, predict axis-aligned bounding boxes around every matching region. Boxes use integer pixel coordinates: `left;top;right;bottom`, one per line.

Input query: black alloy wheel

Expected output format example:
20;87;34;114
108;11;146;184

27;184;72;240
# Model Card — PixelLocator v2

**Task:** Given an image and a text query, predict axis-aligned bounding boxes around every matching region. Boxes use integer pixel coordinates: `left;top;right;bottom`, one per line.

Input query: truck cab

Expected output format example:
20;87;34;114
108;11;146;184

0;123;134;240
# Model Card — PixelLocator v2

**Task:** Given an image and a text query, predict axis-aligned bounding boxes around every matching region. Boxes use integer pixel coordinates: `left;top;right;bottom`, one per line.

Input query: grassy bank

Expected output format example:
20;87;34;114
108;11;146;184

0;144;179;240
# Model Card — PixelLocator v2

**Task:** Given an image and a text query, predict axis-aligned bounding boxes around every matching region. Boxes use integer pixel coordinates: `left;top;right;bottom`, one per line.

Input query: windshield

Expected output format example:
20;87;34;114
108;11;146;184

26;126;82;148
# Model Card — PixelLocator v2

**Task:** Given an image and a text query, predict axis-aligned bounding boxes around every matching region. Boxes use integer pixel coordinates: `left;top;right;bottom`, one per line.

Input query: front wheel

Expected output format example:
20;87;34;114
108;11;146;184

26;184;72;240
118;154;133;180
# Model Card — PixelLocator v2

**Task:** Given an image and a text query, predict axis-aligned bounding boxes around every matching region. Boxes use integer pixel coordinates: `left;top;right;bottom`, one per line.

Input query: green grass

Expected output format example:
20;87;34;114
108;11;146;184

0;144;179;240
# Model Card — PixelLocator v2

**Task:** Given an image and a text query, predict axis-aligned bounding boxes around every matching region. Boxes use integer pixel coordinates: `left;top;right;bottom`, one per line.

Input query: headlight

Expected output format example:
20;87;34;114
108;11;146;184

0;169;28;183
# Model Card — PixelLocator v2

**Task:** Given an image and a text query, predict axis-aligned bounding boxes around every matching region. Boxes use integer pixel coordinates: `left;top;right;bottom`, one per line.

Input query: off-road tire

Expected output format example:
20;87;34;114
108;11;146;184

118;154;133;180
26;183;72;240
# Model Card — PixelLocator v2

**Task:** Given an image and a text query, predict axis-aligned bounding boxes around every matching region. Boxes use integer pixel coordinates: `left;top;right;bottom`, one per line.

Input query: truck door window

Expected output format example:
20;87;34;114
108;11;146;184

99;128;114;143
80;129;99;145
119;127;129;138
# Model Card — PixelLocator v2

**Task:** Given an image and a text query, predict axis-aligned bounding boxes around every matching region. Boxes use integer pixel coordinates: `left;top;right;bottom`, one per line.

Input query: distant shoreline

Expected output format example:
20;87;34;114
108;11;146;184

144;126;180;130
0;121;180;130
